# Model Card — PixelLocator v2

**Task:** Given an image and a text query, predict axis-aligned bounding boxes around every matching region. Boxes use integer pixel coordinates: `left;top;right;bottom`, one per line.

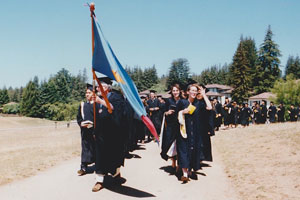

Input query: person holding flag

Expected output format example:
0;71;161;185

92;77;126;192
87;3;159;191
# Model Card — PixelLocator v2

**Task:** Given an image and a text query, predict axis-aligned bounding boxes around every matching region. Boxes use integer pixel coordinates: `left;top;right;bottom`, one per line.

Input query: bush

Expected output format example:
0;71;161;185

41;102;80;121
271;75;300;106
2;103;20;114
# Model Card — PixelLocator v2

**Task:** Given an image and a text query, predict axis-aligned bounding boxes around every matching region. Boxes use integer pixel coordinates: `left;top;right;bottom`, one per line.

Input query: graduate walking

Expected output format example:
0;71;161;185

177;84;212;183
160;84;182;171
76;84;96;176
92;78;126;192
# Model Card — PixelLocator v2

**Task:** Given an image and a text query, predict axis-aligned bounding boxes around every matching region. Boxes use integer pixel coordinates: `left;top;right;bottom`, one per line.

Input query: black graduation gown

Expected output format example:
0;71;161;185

289;108;298;121
95;92;125;175
240;107;251;126
160;97;180;161
76;102;96;165
228;104;235;125
253;107;262;124
261;105;267;124
200;101;214;162
159;101;166;124
147;98;162;135
268;105;277;123
214;103;222;129
133;112;146;141
223;103;234;126
234;106;240;125
122;99;135;152
277;106;285;122
177;99;205;171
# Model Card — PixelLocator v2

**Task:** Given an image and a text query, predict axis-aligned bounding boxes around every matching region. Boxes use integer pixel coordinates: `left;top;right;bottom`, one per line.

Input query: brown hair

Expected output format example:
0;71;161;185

171;84;181;98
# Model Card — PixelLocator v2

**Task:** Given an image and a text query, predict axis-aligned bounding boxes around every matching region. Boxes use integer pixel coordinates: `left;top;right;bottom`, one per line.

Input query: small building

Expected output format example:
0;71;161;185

139;90;150;96
205;84;234;104
248;92;276;107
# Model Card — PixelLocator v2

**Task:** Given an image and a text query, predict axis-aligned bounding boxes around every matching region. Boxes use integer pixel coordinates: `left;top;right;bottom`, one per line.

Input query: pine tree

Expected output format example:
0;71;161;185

195;63;231;86
70;69;87;102
253;26;281;94
242;37;257;89
18;87;23;103
285;55;300;79
11;89;19;102
142;66;159;89
0;87;10;106
220;63;231;85
133;66;145;91
166;58;190;90
230;39;252;103
20;80;41;117
52;68;72;103
126;66;144;91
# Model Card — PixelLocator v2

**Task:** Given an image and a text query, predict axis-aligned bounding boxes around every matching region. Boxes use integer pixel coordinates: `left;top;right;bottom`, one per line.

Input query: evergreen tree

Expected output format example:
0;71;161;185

133;66;145;91
20;80;41;117
18;87;23;103
142;65;159;89
219;63;231;85
70;69;87;102
285;55;300;79
126;66;144;91
166;58;190;90
11;89;19;102
253;26;281;94
242;37;257;89
0;87;10;106
51;68;72;103
126;65;158;92
7;86;15;102
196;68;211;85
230;39;252;103
194;64;230;85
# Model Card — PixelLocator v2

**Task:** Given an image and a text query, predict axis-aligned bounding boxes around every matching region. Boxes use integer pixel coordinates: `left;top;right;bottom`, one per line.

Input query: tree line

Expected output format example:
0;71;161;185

1;25;299;120
0;68;87;120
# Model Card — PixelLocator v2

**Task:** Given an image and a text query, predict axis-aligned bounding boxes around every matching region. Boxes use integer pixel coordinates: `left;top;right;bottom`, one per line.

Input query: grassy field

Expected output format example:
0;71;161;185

0;116;81;185
213;122;300;200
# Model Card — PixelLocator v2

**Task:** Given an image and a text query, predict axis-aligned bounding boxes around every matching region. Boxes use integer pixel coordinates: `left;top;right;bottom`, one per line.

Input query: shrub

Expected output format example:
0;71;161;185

2;103;20;114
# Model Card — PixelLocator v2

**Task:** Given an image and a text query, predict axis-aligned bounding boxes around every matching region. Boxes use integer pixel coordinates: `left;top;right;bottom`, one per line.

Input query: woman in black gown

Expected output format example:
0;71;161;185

177;84;212;183
160;84;182;171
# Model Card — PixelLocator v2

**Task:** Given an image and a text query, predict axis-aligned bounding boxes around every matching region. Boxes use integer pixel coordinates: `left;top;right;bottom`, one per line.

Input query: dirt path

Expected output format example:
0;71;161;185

0;141;238;200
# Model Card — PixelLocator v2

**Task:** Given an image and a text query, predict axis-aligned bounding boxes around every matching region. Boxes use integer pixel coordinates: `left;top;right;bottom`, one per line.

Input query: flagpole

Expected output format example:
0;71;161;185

89;2;112;122
89;3;97;128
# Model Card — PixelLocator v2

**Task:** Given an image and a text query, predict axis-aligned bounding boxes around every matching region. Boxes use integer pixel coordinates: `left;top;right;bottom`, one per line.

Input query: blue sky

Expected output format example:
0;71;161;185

0;0;299;88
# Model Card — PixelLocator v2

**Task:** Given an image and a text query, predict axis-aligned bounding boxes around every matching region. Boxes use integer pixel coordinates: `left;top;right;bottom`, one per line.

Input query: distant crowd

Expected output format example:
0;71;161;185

211;98;300;131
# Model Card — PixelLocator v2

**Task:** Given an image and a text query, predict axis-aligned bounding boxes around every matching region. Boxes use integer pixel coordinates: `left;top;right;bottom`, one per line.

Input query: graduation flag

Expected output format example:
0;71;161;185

89;4;159;142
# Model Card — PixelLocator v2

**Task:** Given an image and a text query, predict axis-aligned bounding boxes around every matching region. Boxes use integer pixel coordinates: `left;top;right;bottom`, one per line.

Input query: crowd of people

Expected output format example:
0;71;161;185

76;78;299;192
211;98;300;131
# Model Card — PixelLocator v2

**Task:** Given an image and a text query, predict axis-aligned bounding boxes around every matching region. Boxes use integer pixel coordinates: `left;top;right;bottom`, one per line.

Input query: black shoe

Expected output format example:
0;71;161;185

125;152;134;159
169;167;176;175
113;174;126;185
189;172;198;180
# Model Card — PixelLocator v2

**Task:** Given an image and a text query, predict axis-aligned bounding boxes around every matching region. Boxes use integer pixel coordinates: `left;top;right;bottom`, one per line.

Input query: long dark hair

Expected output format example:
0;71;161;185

170;83;182;98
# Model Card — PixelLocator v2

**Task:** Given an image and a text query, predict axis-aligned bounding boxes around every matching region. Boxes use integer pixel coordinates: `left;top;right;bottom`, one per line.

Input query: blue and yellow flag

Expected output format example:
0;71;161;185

91;14;159;142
